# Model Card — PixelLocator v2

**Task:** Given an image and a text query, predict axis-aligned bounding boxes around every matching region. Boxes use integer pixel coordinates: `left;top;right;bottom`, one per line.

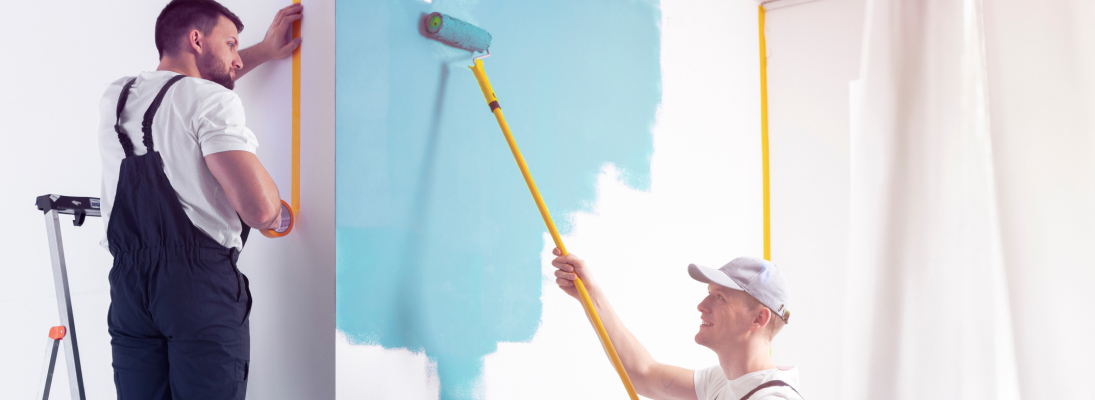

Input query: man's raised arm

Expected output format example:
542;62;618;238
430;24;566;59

236;3;303;80
552;249;699;400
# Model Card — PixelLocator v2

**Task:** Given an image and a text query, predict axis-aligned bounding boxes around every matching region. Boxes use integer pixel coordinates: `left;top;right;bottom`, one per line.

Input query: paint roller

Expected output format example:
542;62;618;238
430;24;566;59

424;12;640;400
424;12;491;53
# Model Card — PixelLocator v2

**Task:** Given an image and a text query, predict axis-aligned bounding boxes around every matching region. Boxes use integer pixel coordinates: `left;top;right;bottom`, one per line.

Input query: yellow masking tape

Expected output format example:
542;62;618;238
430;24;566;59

291;0;301;215
759;5;771;261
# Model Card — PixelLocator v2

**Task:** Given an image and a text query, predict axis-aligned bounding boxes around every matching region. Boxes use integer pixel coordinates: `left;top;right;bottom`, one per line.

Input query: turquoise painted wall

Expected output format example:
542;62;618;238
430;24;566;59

336;0;661;397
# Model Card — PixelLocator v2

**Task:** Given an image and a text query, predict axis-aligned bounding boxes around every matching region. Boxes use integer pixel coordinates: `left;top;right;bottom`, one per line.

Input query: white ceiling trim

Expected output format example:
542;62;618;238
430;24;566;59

755;0;824;10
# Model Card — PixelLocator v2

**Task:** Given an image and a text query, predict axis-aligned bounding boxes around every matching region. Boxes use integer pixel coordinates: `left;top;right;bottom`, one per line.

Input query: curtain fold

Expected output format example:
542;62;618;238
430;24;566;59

844;0;1022;398
982;1;1095;399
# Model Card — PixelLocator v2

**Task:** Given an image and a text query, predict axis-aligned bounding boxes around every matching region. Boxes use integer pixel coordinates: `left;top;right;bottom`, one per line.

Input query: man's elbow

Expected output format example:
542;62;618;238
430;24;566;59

631;361;673;398
627;362;655;395
239;199;280;229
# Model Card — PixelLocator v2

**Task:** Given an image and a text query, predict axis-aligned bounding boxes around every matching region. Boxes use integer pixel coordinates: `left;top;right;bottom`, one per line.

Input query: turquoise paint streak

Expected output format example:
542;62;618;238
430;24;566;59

336;0;660;398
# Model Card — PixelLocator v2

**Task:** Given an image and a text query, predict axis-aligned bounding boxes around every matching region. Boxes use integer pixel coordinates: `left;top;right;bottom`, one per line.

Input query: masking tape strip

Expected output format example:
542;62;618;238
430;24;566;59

759;5;771;261
291;0;301;215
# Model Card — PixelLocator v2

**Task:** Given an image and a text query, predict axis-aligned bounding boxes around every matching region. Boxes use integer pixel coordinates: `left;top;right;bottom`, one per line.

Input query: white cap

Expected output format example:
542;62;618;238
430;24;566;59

688;257;791;322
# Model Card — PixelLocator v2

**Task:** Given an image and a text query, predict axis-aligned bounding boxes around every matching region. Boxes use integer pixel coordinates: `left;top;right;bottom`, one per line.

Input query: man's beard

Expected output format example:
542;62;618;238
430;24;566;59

199;54;234;90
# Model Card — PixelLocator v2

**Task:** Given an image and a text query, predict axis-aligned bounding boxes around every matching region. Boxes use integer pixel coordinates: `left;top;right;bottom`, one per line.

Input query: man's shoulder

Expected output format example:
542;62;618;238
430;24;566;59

694;365;728;400
101;76;134;99
164;75;238;108
749;383;803;400
752;393;803;400
153;74;242;120
108;76;134;87
102;72;234;100
174;75;233;97
704;366;803;400
750;367;803;400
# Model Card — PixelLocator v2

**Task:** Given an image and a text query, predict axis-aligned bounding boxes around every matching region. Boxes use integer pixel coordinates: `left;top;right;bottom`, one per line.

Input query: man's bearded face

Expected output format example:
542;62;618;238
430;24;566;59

199;50;234;90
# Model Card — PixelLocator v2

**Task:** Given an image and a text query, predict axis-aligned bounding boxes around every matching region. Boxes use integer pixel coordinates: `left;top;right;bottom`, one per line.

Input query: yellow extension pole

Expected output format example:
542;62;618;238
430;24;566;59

469;59;640;400
291;0;302;215
759;5;771;261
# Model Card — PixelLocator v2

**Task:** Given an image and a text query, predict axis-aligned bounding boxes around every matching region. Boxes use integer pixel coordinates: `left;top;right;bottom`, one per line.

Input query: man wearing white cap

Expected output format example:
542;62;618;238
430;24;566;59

552;248;802;400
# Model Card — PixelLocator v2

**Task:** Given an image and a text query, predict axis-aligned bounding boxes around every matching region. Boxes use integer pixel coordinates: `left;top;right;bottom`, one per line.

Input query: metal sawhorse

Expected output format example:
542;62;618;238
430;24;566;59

35;194;99;400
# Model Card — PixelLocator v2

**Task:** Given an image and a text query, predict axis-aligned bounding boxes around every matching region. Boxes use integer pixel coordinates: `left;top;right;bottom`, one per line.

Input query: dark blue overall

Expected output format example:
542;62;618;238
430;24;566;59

106;75;252;399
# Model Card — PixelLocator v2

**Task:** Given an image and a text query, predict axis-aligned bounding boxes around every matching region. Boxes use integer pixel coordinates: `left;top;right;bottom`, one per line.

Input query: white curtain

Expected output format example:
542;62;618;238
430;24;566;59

844;0;1095;399
982;1;1095;399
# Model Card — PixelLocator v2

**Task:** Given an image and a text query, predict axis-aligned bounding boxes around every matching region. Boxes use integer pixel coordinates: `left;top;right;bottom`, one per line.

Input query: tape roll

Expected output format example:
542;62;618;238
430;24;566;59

260;199;294;238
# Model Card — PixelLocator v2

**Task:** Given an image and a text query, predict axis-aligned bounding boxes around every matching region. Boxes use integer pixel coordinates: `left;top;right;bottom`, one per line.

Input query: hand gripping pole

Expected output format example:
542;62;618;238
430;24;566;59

469;59;640;400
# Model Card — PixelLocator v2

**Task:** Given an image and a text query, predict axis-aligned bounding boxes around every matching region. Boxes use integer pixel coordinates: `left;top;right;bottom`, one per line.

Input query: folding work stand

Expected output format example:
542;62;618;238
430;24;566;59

35;194;98;400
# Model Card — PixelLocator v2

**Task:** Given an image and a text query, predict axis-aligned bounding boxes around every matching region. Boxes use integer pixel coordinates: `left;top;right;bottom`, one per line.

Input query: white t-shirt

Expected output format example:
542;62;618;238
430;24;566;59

694;365;803;400
98;70;259;251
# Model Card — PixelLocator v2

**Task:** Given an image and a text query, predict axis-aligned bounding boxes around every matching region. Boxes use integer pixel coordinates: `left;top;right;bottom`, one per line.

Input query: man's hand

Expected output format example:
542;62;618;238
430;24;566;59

260;3;304;60
552;248;601;301
236;3;303;80
550;247;698;400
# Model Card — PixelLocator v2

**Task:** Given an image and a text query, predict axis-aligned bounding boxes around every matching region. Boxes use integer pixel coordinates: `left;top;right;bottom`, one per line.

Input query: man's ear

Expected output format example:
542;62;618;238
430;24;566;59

188;29;204;55
753;307;772;331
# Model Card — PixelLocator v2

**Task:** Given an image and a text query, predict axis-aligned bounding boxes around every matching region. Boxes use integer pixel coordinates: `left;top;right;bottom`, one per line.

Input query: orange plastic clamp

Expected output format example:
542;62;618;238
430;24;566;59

48;326;66;340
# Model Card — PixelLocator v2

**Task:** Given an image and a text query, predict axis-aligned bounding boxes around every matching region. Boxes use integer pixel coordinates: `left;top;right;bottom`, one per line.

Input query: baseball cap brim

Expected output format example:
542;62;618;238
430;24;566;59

688;263;745;291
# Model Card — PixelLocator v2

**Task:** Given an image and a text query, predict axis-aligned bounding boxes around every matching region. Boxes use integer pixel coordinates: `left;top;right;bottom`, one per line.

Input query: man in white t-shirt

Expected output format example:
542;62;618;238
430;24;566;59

97;1;301;398
553;251;803;400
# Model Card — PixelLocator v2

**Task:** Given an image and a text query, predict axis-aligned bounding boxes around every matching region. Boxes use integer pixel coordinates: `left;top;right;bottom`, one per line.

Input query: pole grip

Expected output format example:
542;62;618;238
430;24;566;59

469;59;640;400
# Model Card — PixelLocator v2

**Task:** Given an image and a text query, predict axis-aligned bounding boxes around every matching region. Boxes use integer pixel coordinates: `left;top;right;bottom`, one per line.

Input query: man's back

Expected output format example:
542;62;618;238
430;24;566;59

98;70;258;250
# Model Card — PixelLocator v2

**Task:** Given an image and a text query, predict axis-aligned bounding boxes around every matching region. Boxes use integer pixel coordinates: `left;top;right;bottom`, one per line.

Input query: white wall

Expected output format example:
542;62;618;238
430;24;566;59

0;0;863;398
337;0;866;399
482;0;865;397
487;1;866;399
0;1;335;399
765;0;864;398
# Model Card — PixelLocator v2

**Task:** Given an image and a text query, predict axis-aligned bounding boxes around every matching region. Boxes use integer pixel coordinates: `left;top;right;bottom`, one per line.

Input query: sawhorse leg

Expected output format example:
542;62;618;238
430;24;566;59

42;210;86;400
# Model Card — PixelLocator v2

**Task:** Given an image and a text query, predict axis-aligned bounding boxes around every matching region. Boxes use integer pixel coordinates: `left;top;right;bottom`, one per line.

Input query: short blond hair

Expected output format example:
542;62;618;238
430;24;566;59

747;295;785;339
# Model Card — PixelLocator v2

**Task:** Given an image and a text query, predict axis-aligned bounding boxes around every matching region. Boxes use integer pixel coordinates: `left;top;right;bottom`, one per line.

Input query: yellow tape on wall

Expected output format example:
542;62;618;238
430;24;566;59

260;1;302;239
291;0;301;215
758;5;771;261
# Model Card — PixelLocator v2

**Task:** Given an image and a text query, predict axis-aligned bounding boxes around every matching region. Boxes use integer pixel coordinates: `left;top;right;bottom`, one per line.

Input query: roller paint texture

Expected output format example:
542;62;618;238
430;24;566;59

424;12;492;53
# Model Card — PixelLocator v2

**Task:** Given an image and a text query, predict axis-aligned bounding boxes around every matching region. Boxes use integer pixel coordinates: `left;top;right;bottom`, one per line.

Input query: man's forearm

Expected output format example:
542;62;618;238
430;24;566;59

236;44;272;80
590;289;697;400
585;286;661;395
204;151;282;230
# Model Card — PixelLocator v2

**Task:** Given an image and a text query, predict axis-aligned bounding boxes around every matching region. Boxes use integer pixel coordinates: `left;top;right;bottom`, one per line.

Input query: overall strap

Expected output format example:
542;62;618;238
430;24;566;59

115;78;138;157
140;74;187;153
740;380;802;400
238;214;251;248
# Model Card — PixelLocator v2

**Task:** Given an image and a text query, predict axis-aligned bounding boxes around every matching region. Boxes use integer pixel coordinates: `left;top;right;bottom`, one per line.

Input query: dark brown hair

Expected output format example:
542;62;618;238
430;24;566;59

155;0;244;58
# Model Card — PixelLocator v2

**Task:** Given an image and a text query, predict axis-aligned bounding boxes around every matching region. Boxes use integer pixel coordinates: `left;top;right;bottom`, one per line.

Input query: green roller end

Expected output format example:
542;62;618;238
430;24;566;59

427;14;443;34
423;12;492;53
